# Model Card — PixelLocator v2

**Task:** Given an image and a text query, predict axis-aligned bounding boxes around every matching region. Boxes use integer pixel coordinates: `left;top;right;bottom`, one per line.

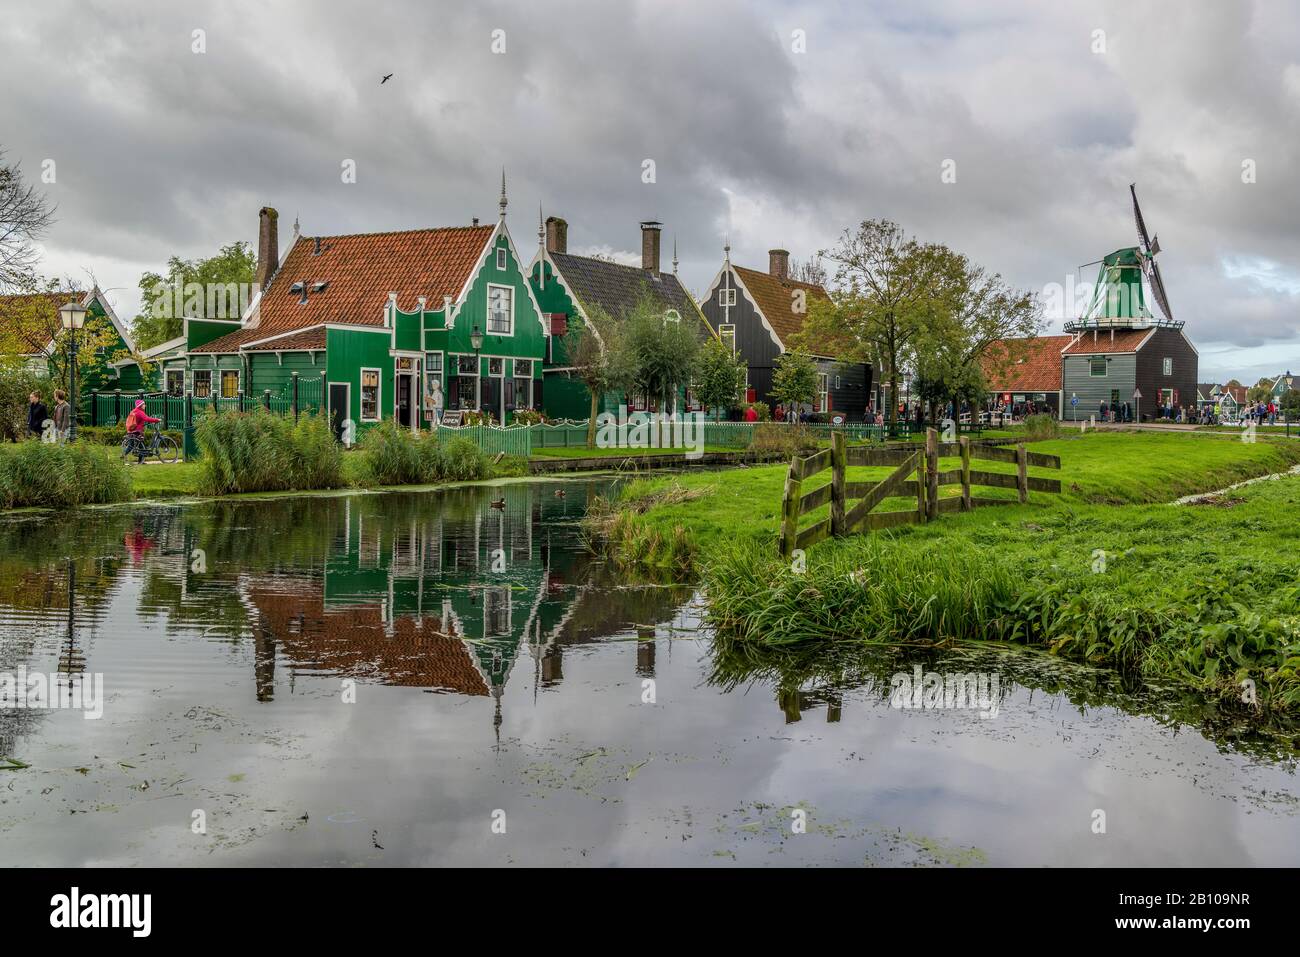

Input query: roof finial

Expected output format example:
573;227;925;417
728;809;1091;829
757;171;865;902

724;236;731;264
538;204;545;246
499;168;508;220
672;236;679;275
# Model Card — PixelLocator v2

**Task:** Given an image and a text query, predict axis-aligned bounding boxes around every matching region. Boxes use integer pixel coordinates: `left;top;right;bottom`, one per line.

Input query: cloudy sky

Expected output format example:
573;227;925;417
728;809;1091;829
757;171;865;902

2;0;1298;382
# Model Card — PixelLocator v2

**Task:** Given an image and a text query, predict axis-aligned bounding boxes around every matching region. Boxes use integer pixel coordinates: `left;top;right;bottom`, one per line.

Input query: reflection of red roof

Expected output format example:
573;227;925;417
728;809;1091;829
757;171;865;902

192;225;494;353
982;336;1071;392
248;583;489;694
1061;329;1154;355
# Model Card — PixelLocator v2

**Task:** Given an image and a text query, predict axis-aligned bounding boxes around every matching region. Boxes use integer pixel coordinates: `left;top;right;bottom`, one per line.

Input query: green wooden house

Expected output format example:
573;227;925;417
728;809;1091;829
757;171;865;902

0;287;149;395
176;183;548;435
528;216;714;419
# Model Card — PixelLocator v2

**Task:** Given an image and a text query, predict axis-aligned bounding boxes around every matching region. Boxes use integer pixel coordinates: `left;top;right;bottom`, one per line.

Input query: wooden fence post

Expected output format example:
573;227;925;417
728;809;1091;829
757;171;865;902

915;452;926;521
779;459;802;558
960;436;972;510
925;427;939;521
830;431;846;536
1016;443;1029;503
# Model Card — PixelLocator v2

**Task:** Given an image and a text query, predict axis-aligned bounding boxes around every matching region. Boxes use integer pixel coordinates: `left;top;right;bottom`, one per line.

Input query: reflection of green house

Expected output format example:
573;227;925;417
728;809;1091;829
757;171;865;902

167;180;547;433
528;216;714;419
0;287;148;395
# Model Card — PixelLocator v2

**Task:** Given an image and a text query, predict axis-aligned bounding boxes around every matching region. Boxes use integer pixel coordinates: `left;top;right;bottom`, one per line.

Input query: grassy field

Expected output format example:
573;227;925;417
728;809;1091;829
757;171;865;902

584;431;1300;718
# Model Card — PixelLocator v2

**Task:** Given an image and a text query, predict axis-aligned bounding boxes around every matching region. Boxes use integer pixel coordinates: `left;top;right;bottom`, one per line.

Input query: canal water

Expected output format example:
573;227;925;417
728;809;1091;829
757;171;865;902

1;477;1297;866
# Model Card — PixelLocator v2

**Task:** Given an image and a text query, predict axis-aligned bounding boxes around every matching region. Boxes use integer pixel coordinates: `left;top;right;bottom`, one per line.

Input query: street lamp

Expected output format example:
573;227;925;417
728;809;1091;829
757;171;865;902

469;325;484;413
59;301;87;442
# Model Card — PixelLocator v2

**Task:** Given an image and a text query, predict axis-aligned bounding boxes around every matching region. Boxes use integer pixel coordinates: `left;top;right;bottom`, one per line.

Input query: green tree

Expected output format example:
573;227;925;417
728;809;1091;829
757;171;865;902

621;297;701;413
1280;389;1300;417
133;241;256;349
770;351;818;414
912;249;1040;423
798;220;948;430
1247;378;1273;403
570;306;633;448
693;338;747;421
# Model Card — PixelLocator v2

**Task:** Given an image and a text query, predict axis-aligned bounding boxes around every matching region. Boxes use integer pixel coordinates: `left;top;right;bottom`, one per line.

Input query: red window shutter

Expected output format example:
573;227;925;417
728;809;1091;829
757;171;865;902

549;314;568;336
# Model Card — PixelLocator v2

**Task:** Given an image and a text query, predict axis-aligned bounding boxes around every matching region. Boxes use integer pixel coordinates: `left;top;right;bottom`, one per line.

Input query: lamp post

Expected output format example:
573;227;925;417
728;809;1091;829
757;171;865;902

469;325;484;413
58;302;88;442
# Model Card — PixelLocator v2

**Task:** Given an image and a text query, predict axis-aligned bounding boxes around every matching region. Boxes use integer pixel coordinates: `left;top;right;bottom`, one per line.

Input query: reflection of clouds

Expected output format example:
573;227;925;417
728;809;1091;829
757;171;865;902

1;485;1299;865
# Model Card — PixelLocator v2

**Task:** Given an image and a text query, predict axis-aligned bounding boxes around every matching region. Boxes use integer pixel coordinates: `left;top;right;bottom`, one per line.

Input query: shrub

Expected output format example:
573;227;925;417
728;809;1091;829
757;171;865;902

194;410;343;495
358;421;489;485
749;402;771;422
746;422;819;457
1023;413;1060;441
0;439;132;509
0;362;54;443
511;408;544;426
462;409;496;426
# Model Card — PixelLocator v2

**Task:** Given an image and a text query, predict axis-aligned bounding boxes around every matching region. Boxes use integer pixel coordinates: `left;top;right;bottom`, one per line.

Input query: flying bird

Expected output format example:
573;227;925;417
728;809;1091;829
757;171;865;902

381;73;393;84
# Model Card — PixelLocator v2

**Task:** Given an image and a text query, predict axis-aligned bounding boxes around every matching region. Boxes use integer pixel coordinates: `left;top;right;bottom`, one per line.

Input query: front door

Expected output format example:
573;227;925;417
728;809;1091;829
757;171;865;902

481;377;501;423
328;384;348;442
397;374;412;428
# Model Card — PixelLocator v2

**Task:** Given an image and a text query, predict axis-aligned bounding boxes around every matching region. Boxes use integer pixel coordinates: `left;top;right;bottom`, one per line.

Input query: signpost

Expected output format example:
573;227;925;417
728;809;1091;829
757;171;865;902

1132;388;1142;424
1070;392;1078;422
442;410;463;428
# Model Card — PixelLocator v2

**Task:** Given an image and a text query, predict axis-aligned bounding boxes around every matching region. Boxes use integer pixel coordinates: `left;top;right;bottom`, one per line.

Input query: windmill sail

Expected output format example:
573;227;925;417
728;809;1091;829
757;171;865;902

1130;184;1173;321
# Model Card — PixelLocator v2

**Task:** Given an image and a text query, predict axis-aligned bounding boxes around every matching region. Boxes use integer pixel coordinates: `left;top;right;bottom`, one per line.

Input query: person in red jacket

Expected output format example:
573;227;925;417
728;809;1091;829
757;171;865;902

744;404;758;422
123;399;160;463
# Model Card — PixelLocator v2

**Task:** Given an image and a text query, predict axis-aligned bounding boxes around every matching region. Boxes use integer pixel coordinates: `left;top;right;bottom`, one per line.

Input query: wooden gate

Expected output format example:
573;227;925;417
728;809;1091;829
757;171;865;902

778;429;1062;557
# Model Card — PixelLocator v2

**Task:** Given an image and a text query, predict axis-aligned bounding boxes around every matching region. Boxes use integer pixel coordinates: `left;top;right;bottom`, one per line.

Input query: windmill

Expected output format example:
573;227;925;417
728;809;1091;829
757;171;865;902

1130;184;1174;324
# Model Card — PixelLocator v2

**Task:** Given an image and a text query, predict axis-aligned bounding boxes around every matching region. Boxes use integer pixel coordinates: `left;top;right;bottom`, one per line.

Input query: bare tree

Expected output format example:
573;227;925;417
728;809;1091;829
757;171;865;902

0;150;55;293
789;255;829;287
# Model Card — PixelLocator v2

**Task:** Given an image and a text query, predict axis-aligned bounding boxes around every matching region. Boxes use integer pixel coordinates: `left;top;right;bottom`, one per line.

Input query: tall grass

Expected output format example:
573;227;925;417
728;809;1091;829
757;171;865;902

0;440;132;508
194;410;344;496
358;420;489;486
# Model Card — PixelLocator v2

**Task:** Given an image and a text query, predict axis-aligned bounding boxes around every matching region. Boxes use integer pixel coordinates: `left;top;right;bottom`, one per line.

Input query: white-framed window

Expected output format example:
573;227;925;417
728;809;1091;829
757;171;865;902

220;369;240;398
166;369;184;396
1163;357;1173;376
719;323;736;353
193;369;212;398
834;375;841;389
487;284;513;335
360;368;381;421
455;354;480;410
817;372;829;413
496;248;507;270
1090;357;1107;377
513;372;532;410
514;359;532;377
718;288;736;307
426;352;443;374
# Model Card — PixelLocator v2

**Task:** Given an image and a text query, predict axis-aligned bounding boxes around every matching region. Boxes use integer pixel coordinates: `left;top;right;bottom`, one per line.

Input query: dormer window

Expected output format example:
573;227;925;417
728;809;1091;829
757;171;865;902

496;248;507;270
291;281;307;304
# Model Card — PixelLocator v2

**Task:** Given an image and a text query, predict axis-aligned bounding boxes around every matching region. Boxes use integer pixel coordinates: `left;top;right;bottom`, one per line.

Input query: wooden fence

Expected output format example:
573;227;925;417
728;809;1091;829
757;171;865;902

778;428;1062;557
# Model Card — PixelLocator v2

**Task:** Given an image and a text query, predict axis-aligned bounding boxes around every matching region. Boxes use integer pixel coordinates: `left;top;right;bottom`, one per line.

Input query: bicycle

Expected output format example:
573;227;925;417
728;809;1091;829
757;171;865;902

122;424;180;465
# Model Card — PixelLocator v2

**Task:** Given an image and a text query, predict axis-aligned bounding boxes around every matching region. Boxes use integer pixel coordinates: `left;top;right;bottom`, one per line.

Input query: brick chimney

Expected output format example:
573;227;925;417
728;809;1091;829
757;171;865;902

768;248;789;280
641;221;662;274
255;207;279;289
545;216;568;254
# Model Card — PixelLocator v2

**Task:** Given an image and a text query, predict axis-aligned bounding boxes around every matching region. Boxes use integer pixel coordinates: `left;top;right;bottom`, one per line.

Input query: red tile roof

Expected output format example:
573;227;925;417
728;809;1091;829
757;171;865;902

732;265;832;354
243;327;327;351
1061;328;1154;355
192;225;494;353
981;335;1072;392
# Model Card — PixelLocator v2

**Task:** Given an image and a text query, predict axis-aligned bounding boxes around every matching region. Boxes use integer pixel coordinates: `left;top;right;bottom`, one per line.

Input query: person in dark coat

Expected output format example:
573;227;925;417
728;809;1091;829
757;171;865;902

27;392;48;439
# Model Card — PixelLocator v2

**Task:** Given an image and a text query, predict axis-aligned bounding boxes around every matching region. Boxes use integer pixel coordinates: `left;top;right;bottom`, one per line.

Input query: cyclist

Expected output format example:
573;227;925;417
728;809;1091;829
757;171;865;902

123;399;160;463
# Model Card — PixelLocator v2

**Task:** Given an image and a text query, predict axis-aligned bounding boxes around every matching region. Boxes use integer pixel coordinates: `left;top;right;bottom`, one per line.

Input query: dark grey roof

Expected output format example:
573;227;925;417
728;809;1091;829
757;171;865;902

549;251;709;329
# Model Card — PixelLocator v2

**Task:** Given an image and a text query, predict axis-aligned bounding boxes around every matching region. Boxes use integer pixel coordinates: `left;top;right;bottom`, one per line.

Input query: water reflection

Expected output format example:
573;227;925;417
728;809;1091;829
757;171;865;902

0;479;1297;866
